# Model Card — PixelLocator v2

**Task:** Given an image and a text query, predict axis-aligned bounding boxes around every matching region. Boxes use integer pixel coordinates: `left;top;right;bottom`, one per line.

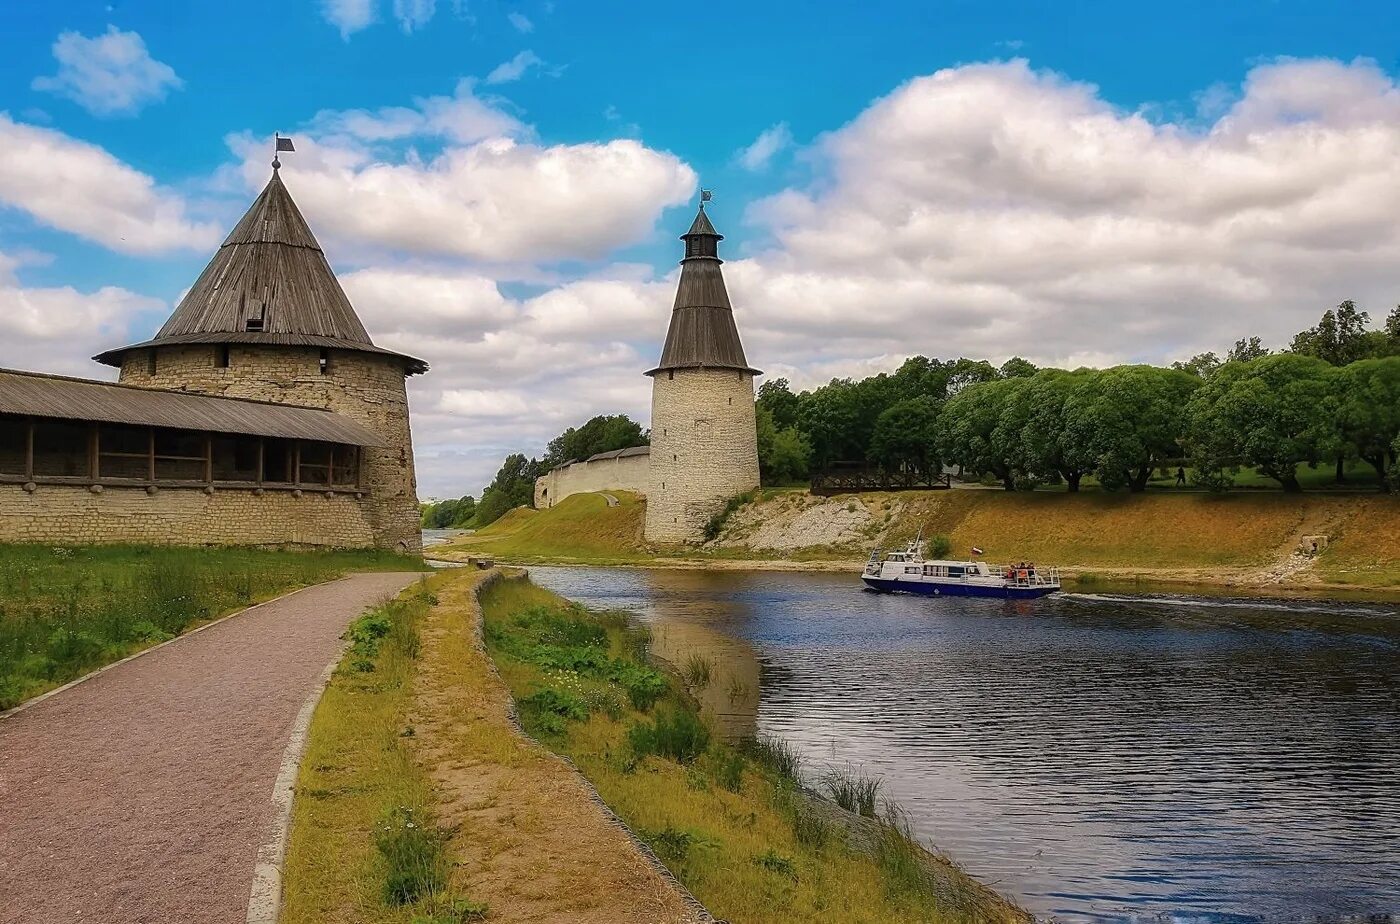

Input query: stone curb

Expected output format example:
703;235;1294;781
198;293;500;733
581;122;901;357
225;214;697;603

0;577;352;722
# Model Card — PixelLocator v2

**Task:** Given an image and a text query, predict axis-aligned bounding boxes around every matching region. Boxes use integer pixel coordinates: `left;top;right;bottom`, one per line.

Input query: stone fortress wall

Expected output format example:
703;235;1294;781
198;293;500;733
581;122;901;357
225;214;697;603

645;368;760;543
119;344;422;552
533;448;651;509
0;484;376;548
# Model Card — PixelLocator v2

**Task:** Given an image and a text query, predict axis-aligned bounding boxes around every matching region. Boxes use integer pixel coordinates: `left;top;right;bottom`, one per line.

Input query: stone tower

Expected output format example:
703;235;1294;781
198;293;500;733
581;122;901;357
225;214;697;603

94;165;427;553
645;202;760;543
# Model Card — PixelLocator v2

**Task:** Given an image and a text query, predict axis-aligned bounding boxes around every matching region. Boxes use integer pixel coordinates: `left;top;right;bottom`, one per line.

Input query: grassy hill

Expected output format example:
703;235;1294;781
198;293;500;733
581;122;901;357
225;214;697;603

438;489;1400;594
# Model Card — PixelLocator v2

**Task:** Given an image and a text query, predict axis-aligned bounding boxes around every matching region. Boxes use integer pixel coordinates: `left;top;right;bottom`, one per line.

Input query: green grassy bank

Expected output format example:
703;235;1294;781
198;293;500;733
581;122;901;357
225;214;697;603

0;545;424;710
444;489;1400;593
479;574;1027;923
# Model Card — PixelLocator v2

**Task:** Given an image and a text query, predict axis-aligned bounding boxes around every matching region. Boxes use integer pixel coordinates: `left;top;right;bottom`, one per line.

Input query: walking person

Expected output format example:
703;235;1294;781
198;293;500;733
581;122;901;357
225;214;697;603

1176;466;1187;487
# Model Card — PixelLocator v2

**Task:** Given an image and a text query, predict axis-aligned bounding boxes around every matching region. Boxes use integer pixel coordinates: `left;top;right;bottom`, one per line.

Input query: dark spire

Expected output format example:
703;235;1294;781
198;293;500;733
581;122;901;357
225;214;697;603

96;170;426;374
646;201;759;376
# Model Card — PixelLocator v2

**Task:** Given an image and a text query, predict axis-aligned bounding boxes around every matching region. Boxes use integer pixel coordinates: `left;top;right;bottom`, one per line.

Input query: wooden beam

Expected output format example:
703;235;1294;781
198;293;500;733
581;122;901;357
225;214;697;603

24;419;33;480
89;423;99;480
147;428;156;482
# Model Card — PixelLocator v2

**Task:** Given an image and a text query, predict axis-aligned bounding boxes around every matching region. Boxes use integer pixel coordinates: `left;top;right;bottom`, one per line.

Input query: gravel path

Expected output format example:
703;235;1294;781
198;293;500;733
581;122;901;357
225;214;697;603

0;571;421;924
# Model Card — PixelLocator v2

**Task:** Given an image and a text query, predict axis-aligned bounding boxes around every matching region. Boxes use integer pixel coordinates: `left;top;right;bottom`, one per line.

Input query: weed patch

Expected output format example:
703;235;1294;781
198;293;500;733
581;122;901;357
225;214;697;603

627;708;710;763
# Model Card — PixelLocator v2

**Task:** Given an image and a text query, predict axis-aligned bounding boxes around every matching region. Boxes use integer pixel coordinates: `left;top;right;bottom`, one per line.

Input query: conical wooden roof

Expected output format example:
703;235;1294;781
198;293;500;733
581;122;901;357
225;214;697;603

96;170;427;374
646;205;759;376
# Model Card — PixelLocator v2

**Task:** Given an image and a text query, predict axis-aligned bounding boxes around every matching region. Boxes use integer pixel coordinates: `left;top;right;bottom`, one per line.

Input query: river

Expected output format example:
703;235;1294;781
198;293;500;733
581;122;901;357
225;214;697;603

524;565;1400;923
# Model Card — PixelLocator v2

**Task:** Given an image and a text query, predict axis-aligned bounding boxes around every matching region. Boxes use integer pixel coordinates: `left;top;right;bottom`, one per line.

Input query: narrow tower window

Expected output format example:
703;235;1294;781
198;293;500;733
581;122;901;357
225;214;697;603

147;350;157;375
319;348;332;375
216;345;230;368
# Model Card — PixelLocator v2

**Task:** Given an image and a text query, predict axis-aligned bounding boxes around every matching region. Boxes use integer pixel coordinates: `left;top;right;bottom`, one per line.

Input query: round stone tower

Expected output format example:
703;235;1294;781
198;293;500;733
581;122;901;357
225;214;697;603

645;201;760;543
94;165;427;553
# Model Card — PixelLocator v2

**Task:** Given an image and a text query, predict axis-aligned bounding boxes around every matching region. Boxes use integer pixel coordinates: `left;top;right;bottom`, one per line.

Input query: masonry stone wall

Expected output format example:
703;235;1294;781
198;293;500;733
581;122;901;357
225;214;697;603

645;368;759;543
533;450;651;508
119;345;421;552
0;483;376;548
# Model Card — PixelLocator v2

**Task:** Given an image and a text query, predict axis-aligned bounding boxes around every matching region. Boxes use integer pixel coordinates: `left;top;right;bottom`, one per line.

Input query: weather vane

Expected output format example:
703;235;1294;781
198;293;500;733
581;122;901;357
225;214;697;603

272;133;296;170
700;188;713;208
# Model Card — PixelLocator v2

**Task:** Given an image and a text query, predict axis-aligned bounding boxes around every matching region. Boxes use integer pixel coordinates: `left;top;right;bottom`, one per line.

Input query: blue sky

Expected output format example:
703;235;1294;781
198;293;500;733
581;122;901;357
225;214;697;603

4;2;1400;497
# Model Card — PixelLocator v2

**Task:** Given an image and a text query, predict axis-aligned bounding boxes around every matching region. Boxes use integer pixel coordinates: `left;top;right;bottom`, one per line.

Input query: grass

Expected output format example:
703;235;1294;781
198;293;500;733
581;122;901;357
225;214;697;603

0;544;424;710
479;575;1026;924
281;579;485;924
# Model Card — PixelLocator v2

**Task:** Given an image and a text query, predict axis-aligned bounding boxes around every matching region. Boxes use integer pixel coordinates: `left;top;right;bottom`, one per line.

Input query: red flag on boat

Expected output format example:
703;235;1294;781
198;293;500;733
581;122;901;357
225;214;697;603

971;547;984;556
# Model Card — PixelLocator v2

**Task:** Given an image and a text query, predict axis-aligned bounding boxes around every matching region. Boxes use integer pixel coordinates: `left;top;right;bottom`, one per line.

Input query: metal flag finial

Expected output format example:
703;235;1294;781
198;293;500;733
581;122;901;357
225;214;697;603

272;133;296;170
699;188;713;208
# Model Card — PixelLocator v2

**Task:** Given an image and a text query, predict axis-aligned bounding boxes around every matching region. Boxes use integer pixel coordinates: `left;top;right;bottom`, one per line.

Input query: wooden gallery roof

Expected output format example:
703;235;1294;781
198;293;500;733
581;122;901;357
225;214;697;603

94;169;427;375
0;368;385;447
647;205;760;377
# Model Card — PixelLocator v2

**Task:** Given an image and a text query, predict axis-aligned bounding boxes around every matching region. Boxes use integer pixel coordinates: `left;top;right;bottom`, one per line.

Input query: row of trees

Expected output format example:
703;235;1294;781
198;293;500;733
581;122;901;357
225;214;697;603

755;303;1400;492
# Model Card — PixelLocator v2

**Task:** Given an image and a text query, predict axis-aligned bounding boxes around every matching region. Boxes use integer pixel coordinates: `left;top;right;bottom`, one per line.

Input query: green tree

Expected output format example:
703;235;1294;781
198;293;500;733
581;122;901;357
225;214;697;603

1227;337;1270;363
1063;366;1199;492
998;356;1039;379
756;405;812;485
1015;369;1097;491
937;378;1030;490
1334;357;1400;490
1172;352;1222;379
1290;300;1372;365
757;378;801;431
1185;354;1340;492
869;397;940;476
544;415;647;468
1386;306;1400;340
421;495;476;528
473;453;542;527
944;358;1000;396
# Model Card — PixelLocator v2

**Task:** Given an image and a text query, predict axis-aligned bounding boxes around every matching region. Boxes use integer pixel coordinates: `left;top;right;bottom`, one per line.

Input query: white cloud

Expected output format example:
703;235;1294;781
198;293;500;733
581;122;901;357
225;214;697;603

393;0;437;32
732;57;1400;371
32;26;181;117
0;251;163;377
736;122;793;171
231;132;695;263
322;0;376;37
508;12;534;33
0;114;221;255
306;79;524;144
486;50;544;85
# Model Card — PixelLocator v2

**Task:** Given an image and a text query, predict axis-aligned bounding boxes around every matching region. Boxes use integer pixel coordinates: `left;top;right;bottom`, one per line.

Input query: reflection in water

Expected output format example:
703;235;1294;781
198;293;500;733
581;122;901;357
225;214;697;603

528;566;1400;924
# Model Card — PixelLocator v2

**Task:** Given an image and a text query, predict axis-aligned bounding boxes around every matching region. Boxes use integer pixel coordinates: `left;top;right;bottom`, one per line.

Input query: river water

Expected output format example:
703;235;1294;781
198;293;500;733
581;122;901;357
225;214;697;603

525;565;1400;923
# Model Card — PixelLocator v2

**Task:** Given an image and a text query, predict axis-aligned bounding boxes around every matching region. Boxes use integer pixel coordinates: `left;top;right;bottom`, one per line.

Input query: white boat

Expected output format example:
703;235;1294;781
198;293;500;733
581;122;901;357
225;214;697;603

862;535;1060;599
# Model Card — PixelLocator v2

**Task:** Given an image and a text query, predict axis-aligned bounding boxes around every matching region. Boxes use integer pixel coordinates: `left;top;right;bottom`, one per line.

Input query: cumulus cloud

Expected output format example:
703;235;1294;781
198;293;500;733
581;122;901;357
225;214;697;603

734;57;1400;373
486;50;544;85
32;26;182;117
736;122;793;171
0;114;221;255
230;131;695;263
0;251;164;377
322;0;376;37
508;12;534;33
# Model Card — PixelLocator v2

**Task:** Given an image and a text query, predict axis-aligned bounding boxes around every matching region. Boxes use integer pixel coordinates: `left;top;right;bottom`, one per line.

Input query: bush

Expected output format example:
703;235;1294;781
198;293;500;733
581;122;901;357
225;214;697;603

608;661;668;711
713;751;745;793
374;805;447;905
520;687;590;722
627;708;710;763
753;849;797;878
703;490;757;542
641;825;697;863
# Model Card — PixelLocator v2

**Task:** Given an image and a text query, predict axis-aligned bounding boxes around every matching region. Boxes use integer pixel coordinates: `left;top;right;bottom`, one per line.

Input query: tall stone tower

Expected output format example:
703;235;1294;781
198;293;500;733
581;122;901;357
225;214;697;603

94;165;427;553
645;201;760;543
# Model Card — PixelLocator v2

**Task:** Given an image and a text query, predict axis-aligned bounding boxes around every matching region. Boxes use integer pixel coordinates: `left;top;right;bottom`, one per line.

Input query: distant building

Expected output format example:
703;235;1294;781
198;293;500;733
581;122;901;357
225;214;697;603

534;201;760;543
0;166;426;552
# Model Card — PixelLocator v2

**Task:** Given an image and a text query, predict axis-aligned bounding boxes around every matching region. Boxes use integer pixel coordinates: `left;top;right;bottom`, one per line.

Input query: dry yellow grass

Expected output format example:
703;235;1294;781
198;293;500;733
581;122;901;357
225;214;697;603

480;576;1027;924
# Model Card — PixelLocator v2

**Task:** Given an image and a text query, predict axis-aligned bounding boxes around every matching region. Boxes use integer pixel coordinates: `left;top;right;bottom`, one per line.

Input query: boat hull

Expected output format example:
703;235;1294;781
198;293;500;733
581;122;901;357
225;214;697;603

861;576;1058;600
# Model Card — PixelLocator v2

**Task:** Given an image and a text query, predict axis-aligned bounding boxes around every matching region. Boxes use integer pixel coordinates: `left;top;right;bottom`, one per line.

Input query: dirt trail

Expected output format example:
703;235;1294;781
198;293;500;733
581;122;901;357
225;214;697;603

0;572;420;924
412;569;704;924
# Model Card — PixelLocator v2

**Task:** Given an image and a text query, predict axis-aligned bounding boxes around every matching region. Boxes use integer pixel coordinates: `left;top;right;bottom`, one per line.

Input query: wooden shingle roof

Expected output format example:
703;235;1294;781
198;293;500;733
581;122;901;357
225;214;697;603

0;368;386;446
95;170;427;375
647;205;759;376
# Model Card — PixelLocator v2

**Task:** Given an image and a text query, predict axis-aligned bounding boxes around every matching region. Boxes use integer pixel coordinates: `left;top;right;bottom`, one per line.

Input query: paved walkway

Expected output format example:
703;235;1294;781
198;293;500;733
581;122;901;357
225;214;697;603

0;572;421;924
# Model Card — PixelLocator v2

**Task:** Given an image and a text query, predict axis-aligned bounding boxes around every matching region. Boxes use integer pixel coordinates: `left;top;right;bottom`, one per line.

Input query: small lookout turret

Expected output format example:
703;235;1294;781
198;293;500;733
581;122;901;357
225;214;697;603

645;197;760;543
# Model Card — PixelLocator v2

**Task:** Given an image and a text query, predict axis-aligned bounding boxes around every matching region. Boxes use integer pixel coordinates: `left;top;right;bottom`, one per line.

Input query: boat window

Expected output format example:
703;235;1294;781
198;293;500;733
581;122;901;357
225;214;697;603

905;566;921;574
947;566;964;577
924;565;936;576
